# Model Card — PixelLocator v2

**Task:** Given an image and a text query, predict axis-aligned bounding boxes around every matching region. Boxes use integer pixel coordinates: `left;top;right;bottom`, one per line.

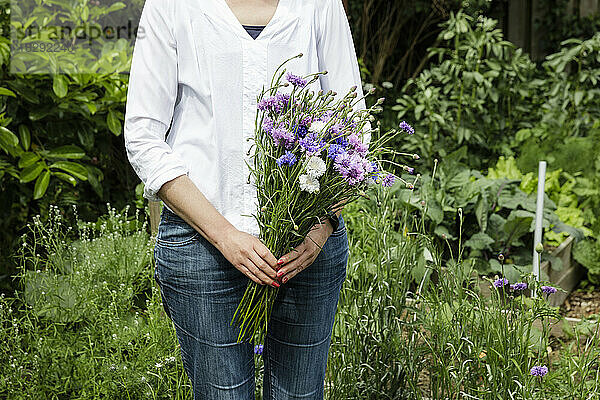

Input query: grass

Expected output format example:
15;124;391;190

0;197;598;399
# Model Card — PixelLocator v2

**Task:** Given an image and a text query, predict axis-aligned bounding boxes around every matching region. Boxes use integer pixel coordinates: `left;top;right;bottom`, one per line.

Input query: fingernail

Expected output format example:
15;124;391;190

277;271;283;277
277;259;284;265
282;276;288;283
272;281;280;288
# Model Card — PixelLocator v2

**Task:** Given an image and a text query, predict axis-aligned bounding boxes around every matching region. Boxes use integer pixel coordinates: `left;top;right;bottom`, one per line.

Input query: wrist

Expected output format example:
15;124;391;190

211;223;238;252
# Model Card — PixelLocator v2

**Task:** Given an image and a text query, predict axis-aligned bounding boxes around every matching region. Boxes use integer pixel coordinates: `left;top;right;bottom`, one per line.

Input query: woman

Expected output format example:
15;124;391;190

124;0;368;398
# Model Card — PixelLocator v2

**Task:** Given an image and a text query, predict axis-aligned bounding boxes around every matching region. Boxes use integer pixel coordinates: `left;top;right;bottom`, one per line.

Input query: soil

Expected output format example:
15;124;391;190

560;286;600;319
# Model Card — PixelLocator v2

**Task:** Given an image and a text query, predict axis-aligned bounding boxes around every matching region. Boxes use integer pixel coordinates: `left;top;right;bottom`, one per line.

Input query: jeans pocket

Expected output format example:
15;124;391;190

155;211;199;248
329;213;347;237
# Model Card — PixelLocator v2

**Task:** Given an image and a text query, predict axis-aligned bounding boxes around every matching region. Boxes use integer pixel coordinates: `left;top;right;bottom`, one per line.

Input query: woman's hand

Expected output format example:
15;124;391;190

215;228;280;288
275;221;334;284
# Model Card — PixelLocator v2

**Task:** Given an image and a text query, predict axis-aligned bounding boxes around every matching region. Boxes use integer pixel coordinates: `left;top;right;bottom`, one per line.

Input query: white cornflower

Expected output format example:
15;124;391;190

305;156;326;178
308;120;326;133
299;174;320;194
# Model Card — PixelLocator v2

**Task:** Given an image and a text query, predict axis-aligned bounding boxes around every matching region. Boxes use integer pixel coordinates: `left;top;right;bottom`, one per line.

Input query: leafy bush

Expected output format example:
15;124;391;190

393;10;541;169
0;0;144;288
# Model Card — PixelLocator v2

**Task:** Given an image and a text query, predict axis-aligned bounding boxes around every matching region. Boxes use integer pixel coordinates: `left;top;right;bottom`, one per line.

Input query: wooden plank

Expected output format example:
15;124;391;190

149;200;161;237
580;0;599;17
507;0;530;52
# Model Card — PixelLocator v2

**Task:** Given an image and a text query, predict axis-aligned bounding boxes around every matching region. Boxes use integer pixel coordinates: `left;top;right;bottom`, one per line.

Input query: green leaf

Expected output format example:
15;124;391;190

573;91;584;106
33;170;50;199
504;210;534;245
53;75;68;98
0;87;16;97
53;171;77;186
107;109;122;135
425;200;444;224
464;232;495;251
0;126;19;153
20;161;45;183
106;2;126;12
46;145;86;159
18;152;40;168
49;161;88;180
475;195;488;232
19;125;31;151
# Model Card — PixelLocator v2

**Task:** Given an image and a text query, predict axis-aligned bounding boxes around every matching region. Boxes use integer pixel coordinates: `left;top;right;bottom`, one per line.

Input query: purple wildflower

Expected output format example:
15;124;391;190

334;152;368;186
541;286;557;295
286;72;307;87
327;144;345;161
254;344;264;355
270;126;296;149
510;282;528;291
299;132;326;155
292;124;309;139
530;365;548;377
399;121;415;135
333;133;349;148
257;93;290;114
493;278;509;288
381;174;396;187
276;151;297;167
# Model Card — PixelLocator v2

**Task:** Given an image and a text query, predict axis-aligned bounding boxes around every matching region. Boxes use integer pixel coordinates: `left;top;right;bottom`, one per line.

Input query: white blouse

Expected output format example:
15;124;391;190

124;0;369;236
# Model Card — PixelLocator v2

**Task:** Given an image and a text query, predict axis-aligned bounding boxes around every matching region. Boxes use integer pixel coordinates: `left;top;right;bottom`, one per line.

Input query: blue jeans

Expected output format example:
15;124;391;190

153;206;349;399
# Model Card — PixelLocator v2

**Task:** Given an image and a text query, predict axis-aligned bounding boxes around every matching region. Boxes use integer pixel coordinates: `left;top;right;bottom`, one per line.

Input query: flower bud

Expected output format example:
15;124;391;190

369;87;376;94
413;153;420;160
293;224;299;231
498;253;505;262
350;85;357;92
535;242;544;254
298;53;303;57
376;97;385;104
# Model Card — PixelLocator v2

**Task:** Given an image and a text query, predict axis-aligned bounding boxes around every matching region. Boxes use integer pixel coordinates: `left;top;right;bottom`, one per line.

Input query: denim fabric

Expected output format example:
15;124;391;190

153;206;349;400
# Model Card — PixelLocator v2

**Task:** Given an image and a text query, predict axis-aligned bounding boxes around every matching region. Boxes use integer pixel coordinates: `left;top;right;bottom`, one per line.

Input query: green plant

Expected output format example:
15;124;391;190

0;0;141;288
393;10;541;169
0;204;192;399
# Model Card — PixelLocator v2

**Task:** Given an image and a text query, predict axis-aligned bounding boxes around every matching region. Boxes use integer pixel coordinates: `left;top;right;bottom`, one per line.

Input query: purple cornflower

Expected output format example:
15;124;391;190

292;124;309;139
271;126;296;149
333;134;349;148
381;174;396;187
346;133;368;156
530;365;548;377
276;151;297;167
370;162;381;181
286;72;307;87
262;116;275;133
299;132;326;155
254;344;264;355
257;93;290;114
510;282;528;291
327;144;345;161
399;121;415;135
493;278;509;288
541;286;557;295
334;152;369;186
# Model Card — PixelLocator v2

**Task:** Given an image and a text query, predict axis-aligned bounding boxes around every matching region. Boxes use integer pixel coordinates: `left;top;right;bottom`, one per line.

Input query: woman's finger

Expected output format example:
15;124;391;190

238;264;263;286
248;249;277;280
280;257;312;283
253;241;278;269
277;250;312;281
276;244;305;267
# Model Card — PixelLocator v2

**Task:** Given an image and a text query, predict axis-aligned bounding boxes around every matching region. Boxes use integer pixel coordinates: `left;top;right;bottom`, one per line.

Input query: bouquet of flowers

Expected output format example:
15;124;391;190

231;54;418;343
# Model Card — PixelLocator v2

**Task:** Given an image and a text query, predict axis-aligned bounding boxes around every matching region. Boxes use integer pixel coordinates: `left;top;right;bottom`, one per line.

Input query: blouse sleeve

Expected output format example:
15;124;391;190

316;0;371;145
124;0;189;201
